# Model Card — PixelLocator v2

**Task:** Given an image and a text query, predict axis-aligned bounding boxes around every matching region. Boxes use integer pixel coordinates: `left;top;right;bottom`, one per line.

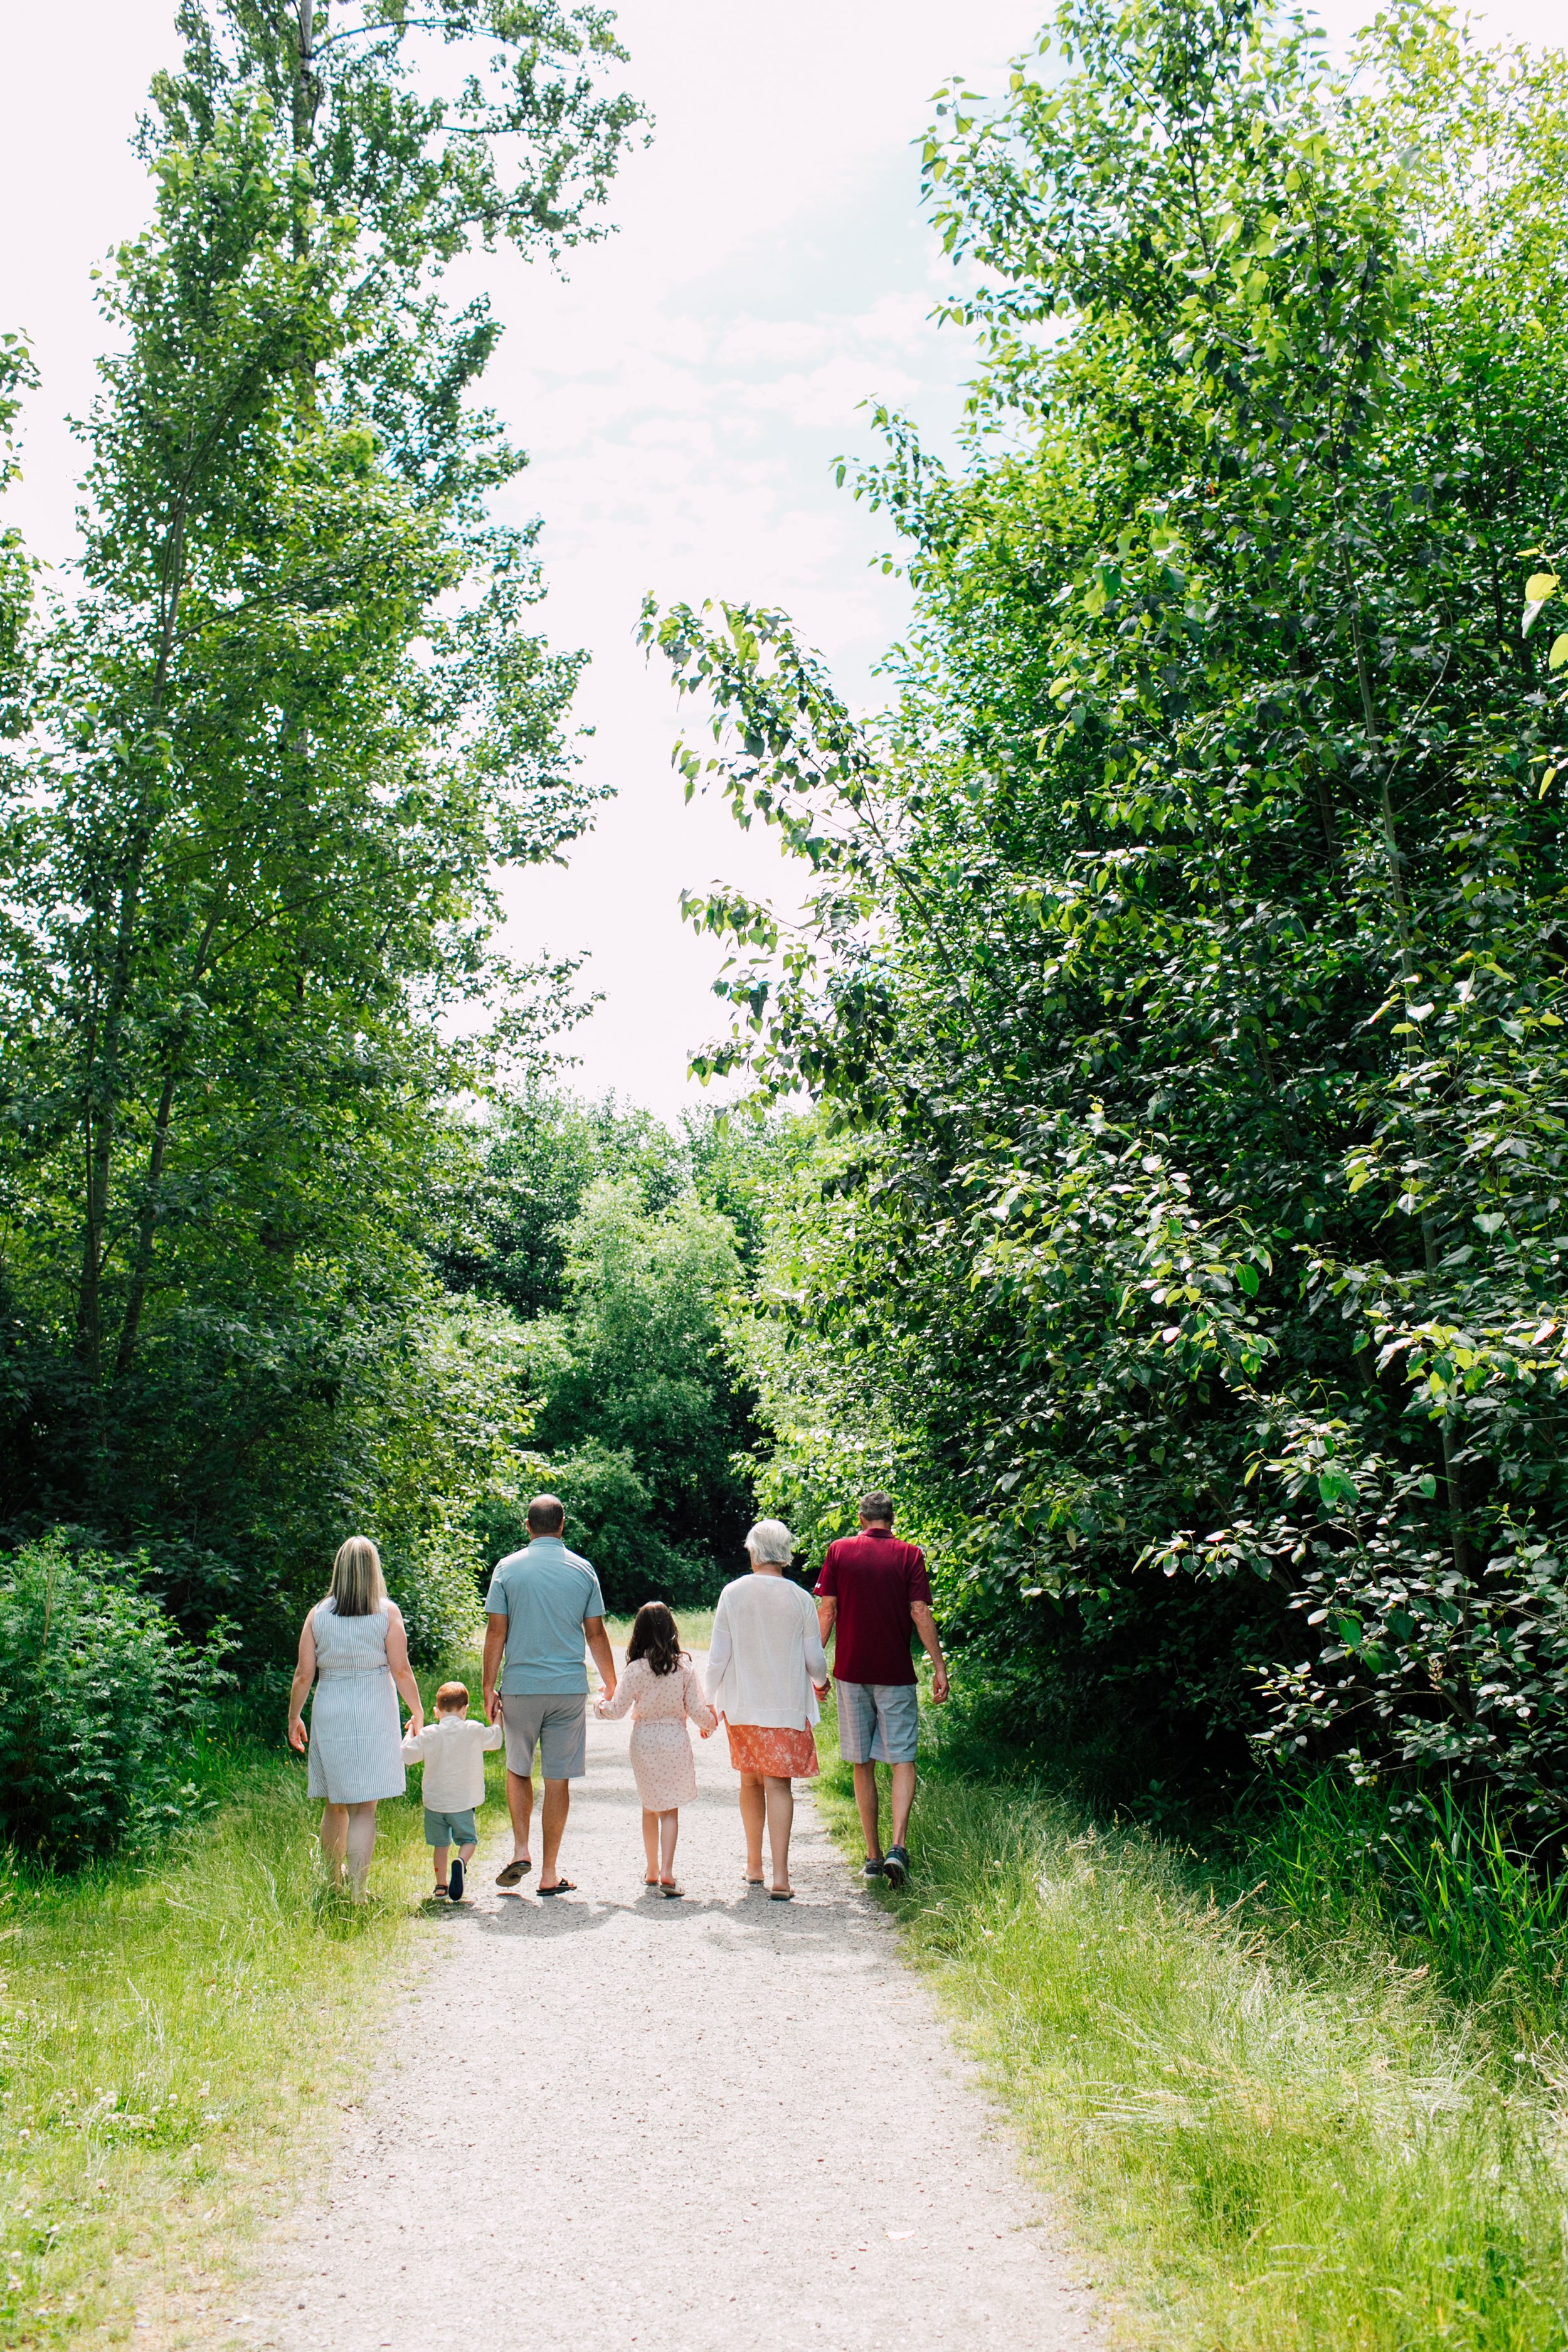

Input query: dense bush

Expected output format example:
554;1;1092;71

0;1534;234;1866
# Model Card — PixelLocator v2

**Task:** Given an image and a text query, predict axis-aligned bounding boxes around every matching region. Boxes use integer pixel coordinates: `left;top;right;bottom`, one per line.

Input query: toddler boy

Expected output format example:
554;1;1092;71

401;1680;503;1901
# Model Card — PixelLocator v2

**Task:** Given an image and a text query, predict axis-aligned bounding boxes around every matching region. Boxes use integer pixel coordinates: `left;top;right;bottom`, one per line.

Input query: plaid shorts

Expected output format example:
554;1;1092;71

835;1680;920;1765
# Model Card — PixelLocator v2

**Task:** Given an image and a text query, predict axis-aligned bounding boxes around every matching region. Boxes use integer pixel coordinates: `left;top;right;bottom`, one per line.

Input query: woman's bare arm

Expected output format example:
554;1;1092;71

287;1611;317;1751
384;1604;423;1732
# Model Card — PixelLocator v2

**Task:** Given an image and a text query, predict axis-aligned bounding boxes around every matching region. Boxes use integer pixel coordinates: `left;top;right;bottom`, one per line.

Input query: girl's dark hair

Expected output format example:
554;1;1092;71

626;1601;683;1677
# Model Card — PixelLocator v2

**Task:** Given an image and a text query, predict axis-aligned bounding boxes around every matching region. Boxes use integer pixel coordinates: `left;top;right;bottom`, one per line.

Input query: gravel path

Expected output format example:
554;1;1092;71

255;1667;1100;2352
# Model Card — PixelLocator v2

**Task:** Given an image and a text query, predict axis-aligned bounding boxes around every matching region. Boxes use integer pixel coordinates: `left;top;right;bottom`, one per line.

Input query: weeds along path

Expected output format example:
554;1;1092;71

251;1663;1099;2352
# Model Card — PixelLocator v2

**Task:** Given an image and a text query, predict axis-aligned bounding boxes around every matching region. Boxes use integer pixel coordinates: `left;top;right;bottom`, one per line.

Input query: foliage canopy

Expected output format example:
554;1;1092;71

0;2;644;1650
649;0;1568;1805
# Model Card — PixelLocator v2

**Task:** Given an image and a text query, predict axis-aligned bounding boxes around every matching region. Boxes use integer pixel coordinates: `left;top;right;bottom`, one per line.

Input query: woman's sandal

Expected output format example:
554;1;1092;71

769;1887;795;1902
660;1880;684;1899
537;1878;576;1897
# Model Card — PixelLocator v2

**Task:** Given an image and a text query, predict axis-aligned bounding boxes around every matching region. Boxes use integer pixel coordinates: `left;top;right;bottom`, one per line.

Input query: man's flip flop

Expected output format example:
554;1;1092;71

495;1858;531;1887
537;1878;576;1896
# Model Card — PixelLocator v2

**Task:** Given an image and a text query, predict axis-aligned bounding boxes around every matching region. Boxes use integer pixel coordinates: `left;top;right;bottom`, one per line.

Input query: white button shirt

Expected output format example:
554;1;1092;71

400;1713;503;1811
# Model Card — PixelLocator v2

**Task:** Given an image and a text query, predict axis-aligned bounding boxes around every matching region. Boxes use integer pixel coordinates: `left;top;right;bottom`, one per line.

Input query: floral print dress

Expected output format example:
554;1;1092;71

595;1656;716;1809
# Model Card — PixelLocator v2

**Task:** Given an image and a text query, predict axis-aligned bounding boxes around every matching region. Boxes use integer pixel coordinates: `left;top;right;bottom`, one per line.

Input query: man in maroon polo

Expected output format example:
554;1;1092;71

815;1491;948;1888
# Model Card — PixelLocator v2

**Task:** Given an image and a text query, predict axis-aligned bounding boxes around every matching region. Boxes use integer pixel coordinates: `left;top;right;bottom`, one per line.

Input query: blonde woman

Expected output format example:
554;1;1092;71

705;1520;829;1900
287;1537;423;1898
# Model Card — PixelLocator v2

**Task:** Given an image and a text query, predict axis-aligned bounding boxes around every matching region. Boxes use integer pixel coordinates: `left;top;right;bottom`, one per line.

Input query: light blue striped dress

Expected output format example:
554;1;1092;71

306;1601;406;1803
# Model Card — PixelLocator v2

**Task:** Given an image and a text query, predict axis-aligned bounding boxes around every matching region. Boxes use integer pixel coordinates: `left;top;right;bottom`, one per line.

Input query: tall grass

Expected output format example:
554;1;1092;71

2;1663;497;2349
813;1705;1568;2351
1260;1776;1568;2025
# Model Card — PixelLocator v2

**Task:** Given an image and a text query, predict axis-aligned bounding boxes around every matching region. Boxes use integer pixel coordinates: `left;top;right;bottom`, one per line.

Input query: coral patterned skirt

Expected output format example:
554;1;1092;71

723;1719;819;1779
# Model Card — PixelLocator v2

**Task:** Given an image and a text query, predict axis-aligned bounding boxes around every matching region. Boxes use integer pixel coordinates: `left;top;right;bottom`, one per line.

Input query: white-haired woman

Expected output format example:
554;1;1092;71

287;1537;423;1899
704;1520;829;1900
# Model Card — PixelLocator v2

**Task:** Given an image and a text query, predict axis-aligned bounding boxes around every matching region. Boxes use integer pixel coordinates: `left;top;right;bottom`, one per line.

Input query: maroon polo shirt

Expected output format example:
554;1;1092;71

815;1527;931;1687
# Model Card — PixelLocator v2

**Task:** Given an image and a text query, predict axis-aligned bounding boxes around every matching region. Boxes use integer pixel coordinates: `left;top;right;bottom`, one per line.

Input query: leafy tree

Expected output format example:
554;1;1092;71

682;1103;815;1273
430;1089;690;1321
0;3;644;1646
0;332;36;691
645;0;1568;1804
525;1176;756;1603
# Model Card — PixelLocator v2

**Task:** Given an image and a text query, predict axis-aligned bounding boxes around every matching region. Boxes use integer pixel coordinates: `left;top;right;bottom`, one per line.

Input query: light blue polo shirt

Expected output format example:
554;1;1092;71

484;1538;606;1695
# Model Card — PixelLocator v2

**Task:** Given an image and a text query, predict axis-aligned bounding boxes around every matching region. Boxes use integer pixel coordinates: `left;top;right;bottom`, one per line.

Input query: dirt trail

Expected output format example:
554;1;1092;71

252;1663;1101;2352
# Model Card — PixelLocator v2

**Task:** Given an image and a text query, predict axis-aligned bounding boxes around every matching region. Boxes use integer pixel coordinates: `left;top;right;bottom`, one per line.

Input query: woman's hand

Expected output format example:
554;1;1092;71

813;1681;830;1701
287;1714;308;1753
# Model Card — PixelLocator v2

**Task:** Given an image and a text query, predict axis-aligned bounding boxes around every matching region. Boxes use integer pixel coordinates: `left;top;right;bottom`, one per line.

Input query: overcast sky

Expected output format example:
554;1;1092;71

2;0;1559;1118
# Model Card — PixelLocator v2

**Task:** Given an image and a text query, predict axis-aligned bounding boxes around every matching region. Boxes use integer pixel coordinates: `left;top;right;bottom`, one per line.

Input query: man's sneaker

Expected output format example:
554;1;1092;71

862;1857;885;1881
882;1845;909;1890
448;1857;465;1903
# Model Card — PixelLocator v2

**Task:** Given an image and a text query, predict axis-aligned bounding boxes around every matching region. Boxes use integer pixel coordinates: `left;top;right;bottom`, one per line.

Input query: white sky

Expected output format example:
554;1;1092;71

2;0;1560;1117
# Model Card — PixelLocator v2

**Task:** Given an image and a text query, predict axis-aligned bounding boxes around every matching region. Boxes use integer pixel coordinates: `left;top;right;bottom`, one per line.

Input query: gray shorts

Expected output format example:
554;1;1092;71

423;1806;478;1848
836;1680;920;1766
501;1692;588;1781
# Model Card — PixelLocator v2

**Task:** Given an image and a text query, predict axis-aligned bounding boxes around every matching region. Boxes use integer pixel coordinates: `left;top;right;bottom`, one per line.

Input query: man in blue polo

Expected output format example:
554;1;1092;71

815;1490;948;1889
482;1493;617;1895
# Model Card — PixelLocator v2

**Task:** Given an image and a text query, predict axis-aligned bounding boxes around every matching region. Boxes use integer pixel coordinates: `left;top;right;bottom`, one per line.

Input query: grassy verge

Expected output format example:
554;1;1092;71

812;1699;1568;2352
603;1609;715;1653
1;1655;497;2351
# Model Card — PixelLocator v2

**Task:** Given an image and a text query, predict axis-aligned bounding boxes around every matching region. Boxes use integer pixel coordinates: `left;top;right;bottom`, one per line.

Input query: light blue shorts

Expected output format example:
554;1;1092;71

423;1807;478;1848
835;1681;920;1766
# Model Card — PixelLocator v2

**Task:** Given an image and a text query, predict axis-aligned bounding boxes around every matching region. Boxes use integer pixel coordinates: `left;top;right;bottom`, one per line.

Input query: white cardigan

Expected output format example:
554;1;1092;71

705;1574;829;1730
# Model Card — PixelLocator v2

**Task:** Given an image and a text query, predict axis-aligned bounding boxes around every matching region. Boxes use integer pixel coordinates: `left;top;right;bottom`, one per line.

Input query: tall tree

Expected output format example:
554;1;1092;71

0;3;643;1625
649;0;1568;1803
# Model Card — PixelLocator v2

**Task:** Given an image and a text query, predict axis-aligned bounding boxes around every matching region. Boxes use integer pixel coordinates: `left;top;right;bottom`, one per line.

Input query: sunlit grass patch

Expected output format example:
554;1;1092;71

1;1661;493;2349
603;1609;715;1653
811;1714;1568;2351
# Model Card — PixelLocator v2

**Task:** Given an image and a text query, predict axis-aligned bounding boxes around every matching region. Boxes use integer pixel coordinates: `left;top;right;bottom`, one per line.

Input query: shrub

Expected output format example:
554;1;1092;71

0;1534;235;1867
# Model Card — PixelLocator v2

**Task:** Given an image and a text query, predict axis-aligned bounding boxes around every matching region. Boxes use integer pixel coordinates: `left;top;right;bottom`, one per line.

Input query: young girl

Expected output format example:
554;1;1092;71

594;1601;716;1897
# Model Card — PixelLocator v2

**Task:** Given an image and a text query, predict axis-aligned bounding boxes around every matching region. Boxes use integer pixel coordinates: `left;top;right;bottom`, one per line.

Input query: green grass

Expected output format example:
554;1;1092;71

1259;1775;1568;2029
812;1700;1568;2352
603;1608;714;1653
0;1655;502;2350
